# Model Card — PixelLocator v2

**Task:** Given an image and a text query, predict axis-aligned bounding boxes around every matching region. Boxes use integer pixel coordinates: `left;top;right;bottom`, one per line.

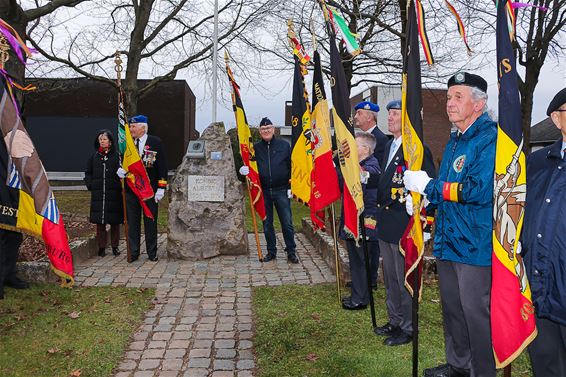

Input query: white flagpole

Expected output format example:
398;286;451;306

212;0;219;123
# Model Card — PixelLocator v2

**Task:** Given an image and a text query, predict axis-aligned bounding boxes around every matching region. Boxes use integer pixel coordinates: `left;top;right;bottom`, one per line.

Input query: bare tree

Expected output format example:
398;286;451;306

20;0;278;113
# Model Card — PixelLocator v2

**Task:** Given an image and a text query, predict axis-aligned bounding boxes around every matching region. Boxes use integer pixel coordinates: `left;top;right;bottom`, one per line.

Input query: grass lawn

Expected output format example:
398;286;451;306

0;284;154;377
253;283;533;377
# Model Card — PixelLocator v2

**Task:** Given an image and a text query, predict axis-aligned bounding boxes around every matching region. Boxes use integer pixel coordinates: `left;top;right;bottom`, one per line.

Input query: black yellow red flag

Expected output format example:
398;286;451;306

328;21;363;240
310;50;340;229
225;54;266;220
399;0;426;298
491;0;537;367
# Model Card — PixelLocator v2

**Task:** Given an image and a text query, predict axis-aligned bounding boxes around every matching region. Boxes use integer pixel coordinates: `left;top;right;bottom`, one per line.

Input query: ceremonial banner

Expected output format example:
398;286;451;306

290;53;313;205
0;76;73;285
225;54;266;220
328;25;363;240
399;0;425;298
491;0;537;367
310;49;340;229
117;90;154;219
327;6;362;57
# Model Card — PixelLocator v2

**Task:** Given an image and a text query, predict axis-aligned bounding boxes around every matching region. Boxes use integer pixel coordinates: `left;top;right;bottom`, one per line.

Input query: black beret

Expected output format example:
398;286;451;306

547;88;566;116
448;72;488;93
259;117;273;127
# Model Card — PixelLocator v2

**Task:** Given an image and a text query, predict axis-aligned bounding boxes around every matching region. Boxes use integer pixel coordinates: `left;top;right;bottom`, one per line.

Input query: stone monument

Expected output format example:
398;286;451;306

167;122;248;259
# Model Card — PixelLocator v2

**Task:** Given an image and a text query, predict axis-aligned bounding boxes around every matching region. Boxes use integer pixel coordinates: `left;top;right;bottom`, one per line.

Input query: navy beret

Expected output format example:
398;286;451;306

448;72;488;93
259;117;273;127
547;88;566;116
386;99;402;111
354;101;380;113
129;115;148;124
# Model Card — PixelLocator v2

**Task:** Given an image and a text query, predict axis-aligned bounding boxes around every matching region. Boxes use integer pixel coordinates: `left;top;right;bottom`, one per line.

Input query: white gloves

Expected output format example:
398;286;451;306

155;188;165;203
117;167;127;178
360;170;369;184
405;193;414;216
239;165;250;176
403;170;432;194
424;232;431;242
287;189;293;199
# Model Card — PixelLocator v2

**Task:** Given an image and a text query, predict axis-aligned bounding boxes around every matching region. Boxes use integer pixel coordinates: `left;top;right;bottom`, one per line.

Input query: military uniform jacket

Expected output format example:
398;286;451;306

371;126;390;168
140;134;168;191
523;139;566;325
376;140;436;244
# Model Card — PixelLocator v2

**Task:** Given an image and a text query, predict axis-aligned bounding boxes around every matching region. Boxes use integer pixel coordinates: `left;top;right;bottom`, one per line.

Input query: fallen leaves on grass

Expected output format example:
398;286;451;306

69;369;82;376
311;313;321;321
68;311;81;319
47;347;60;355
305;353;319;362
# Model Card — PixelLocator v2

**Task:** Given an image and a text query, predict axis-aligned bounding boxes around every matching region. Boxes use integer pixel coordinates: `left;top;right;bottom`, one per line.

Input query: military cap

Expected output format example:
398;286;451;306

129;115;148;124
547;88;566;116
448;72;488;93
354;101;380;113
259;117;273;127
386;99;402;111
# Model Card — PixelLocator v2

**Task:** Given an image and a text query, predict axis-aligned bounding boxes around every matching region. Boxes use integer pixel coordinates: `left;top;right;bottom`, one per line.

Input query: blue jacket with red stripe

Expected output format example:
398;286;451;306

424;113;497;266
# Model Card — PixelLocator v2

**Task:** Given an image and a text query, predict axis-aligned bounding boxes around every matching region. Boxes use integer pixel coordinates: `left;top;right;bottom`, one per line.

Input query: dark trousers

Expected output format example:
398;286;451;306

369;240;380;287
262;188;296;257
96;224;120;249
437;260;496;377
345;239;373;306
380;240;413;334
528;315;566;377
0;229;23;297
125;190;158;259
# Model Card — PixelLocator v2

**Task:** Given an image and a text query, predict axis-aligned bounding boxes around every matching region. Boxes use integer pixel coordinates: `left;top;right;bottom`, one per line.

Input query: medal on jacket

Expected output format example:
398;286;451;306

390;165;406;201
143;146;157;168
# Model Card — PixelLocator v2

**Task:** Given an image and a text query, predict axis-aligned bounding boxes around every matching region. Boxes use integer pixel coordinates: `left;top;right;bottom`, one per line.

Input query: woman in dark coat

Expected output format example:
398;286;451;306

84;129;124;256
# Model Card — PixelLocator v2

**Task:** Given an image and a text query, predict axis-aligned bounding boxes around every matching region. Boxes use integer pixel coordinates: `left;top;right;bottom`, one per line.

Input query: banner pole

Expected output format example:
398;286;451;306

247;180;263;262
360;213;377;329
504;365;511;377
330;204;341;304
114;51;132;262
412;260;420;377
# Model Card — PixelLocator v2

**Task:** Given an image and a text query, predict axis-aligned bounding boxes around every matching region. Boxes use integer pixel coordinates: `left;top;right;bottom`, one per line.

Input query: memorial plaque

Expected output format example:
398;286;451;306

187;175;225;202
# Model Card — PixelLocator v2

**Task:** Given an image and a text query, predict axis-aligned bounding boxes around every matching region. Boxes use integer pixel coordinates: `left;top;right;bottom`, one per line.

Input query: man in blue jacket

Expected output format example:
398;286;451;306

240;117;298;263
404;72;497;377
524;87;566;377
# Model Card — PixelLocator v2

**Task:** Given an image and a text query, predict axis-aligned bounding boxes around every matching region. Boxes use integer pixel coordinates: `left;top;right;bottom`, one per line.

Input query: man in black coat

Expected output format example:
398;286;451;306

353;101;389;288
239;117;298;263
375;99;436;346
524;88;566;377
117;115;168;262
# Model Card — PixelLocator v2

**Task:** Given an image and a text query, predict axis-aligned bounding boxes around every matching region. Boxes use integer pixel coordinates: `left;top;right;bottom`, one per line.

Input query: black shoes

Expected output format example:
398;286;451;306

423;364;470;377
262;254;276;262
288;254;299;264
374;322;400;337
129;254;139;263
112;247;120;256
341;297;368;310
4;276;30;290
98;247;106;257
148;256;158;262
384;331;412;346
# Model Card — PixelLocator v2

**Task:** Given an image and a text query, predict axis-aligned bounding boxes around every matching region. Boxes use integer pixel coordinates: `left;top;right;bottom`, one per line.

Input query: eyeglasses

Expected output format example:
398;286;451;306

555;109;566;112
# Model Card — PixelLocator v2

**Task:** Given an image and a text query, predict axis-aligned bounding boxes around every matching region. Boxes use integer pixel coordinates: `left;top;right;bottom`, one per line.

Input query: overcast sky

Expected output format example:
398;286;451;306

186;54;565;134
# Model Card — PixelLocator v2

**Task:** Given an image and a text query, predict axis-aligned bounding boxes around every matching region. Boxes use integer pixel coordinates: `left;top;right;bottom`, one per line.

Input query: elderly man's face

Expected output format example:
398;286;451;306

259;125;274;141
129;122;146;139
446;85;484;131
551;103;566;141
387;109;402;136
354;109;374;131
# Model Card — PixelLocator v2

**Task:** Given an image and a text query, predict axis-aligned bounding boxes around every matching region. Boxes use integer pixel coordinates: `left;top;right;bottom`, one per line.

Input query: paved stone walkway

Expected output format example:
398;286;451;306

74;233;335;377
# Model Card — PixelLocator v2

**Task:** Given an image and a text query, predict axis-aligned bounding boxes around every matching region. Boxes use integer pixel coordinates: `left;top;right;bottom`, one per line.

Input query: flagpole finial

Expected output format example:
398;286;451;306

0;36;10;69
114;50;123;85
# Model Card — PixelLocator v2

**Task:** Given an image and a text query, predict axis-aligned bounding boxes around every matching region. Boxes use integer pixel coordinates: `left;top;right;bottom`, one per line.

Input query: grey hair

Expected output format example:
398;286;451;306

369;110;379;123
470;87;489;114
355;131;376;154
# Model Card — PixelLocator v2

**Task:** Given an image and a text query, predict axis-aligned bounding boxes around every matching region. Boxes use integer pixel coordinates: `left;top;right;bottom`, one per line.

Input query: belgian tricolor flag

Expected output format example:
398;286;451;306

328;20;363;240
399;0;426;298
490;0;537;367
0;75;74;286
309;49;340;229
290;54;313;205
225;53;266;221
